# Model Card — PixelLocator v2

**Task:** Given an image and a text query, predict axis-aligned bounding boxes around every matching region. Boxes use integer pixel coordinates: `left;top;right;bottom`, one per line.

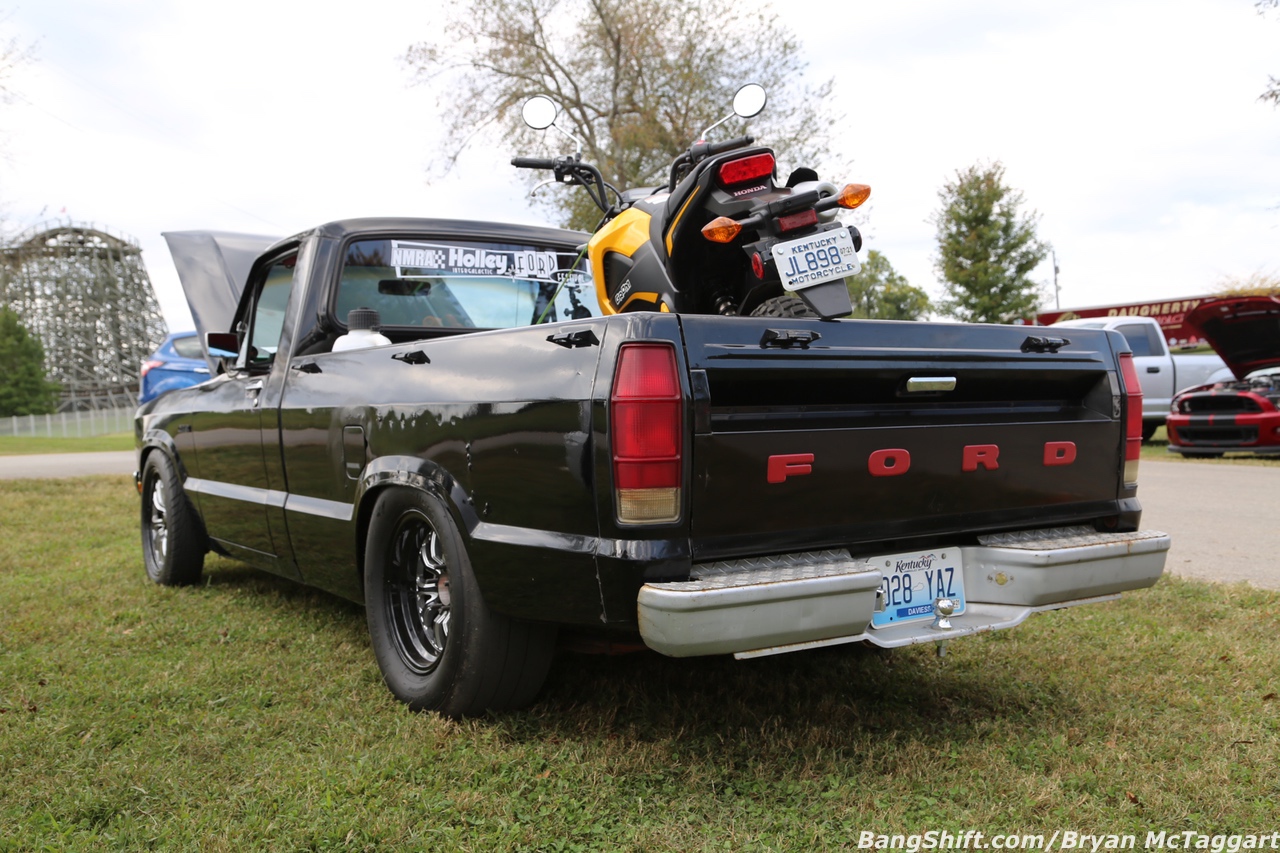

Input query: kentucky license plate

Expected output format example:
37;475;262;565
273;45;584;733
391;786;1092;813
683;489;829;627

870;549;966;629
771;227;861;292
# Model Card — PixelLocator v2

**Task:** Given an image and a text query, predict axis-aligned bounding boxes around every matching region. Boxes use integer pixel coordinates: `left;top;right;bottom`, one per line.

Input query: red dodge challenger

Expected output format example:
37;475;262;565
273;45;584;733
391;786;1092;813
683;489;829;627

1167;295;1280;457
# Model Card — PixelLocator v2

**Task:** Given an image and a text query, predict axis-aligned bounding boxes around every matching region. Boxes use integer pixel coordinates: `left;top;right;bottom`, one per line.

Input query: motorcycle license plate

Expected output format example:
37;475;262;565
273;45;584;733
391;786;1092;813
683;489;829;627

870;549;966;629
771;227;861;292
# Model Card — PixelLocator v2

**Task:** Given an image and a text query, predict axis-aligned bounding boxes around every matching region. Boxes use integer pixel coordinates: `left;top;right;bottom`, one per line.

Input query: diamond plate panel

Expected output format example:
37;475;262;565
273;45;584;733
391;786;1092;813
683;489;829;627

658;549;875;591
977;527;1169;550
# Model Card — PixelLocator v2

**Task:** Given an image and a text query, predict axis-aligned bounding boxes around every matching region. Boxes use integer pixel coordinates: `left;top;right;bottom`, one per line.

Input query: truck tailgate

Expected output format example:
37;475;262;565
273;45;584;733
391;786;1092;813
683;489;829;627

680;316;1125;561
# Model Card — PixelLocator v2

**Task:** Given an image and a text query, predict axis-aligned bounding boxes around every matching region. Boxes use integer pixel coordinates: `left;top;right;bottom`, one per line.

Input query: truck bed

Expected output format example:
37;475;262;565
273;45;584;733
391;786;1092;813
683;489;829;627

680;316;1129;561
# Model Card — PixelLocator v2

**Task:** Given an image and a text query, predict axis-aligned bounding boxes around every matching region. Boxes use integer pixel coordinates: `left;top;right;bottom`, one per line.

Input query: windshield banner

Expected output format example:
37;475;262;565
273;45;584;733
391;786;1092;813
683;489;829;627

391;240;562;280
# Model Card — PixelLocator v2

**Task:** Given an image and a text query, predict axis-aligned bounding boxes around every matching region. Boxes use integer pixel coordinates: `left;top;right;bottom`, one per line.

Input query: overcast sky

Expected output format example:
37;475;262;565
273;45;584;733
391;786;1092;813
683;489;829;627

2;0;1276;331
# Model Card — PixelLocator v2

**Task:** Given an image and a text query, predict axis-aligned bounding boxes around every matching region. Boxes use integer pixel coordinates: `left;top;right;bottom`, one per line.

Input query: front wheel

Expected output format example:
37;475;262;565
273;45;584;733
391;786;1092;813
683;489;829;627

140;451;206;586
364;487;556;717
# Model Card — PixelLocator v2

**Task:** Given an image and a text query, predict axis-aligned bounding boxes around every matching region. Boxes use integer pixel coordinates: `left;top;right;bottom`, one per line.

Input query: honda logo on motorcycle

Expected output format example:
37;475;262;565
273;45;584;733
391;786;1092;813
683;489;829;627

767;442;1078;482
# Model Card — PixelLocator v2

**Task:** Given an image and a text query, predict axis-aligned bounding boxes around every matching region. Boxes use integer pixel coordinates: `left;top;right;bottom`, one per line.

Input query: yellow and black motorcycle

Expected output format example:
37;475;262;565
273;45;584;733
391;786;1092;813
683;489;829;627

512;84;871;320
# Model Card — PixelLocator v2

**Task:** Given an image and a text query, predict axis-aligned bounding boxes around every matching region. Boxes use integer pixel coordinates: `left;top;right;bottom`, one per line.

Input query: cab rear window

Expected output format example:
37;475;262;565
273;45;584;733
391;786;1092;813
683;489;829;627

334;238;595;330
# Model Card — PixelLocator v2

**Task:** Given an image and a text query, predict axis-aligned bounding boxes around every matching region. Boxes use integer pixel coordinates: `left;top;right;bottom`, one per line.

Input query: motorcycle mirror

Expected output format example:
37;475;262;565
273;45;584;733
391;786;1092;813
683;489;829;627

697;83;768;143
521;95;559;130
733;83;767;119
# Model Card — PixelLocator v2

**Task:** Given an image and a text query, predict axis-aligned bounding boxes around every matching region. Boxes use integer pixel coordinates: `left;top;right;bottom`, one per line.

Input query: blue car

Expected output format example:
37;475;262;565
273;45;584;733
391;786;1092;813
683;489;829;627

139;332;210;404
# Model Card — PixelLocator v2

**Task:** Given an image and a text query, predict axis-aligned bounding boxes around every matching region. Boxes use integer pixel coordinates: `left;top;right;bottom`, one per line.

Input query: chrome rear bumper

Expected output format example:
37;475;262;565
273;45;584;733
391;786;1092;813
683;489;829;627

637;528;1170;658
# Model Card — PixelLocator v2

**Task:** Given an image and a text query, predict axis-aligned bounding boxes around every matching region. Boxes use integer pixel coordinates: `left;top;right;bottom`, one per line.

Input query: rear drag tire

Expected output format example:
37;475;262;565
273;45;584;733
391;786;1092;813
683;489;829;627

364;486;556;717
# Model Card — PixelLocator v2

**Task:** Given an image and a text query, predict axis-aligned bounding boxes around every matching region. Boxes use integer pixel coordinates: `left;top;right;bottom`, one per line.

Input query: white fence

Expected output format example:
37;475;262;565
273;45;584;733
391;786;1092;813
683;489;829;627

0;407;135;439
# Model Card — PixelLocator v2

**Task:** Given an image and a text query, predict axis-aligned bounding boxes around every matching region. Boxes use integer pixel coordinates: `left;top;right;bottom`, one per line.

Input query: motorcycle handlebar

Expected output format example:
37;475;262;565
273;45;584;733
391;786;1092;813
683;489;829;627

511;157;557;170
706;135;754;155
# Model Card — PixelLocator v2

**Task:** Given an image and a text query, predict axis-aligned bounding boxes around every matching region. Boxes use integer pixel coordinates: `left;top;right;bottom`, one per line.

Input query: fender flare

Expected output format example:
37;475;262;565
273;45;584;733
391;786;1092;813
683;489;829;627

137;428;212;552
353;455;477;581
138;428;188;482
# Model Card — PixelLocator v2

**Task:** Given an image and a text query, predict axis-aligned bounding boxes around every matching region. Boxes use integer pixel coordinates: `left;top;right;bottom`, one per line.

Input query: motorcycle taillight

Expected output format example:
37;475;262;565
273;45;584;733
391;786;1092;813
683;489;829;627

717;153;775;187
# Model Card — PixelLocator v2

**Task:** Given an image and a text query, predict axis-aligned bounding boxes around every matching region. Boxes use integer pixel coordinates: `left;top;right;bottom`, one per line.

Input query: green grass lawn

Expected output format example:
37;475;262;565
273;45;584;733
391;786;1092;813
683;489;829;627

1;477;1277;850
0;433;135;456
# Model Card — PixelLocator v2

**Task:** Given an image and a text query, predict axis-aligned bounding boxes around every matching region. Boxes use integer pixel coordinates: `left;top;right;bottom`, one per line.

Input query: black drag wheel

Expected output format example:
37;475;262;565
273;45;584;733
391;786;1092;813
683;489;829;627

749;294;818;318
364;487;556;717
140;451;206;586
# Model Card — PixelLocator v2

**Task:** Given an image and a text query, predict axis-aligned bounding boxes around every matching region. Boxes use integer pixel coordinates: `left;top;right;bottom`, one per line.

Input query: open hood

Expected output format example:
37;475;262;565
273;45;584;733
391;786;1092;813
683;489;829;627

162;230;281;359
1184;295;1280;379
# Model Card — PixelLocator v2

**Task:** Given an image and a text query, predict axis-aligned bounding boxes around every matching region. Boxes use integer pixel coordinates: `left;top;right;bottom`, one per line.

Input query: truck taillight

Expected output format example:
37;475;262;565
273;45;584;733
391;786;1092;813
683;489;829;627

1118;351;1142;485
140;359;163;378
611;343;682;524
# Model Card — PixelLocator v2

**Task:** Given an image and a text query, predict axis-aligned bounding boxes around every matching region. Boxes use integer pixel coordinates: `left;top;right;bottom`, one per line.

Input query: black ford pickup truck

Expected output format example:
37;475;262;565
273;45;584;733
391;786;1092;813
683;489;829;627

136;217;1169;717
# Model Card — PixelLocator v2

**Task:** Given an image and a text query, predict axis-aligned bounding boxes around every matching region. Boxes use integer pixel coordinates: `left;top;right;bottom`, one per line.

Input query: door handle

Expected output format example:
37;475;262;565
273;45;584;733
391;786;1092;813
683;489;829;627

245;380;265;392
1146;366;1160;373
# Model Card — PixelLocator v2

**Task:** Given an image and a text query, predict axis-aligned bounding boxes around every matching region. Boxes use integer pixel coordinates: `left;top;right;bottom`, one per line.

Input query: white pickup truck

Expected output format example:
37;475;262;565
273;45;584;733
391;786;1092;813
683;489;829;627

1052;315;1231;440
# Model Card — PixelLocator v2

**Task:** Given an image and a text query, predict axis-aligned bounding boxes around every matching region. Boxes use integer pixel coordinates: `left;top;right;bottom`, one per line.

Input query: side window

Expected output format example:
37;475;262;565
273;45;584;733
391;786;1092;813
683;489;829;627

1146;324;1166;357
246;254;297;369
1116;323;1154;357
171;335;204;359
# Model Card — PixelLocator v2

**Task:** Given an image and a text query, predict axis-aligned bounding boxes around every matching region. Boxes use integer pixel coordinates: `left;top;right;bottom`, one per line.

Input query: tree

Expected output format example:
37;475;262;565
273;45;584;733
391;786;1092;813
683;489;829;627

845;250;931;320
932;162;1049;324
0;308;60;416
1261;0;1280;106
0;13;33;105
1215;271;1280;296
405;0;838;230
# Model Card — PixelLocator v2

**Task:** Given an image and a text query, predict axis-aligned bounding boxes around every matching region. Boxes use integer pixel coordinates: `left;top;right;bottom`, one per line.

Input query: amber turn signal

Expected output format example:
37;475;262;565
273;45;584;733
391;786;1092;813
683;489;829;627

700;216;743;243
835;183;872;210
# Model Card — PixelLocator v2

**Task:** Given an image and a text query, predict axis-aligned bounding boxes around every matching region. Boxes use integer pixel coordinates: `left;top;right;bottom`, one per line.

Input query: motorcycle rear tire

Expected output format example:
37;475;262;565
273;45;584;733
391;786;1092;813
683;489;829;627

749;295;817;318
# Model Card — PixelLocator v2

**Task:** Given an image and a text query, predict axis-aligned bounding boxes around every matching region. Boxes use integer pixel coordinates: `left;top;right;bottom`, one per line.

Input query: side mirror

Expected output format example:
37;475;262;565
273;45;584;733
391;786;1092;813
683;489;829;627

206;331;239;373
206;331;238;354
521;95;559;130
732;83;767;119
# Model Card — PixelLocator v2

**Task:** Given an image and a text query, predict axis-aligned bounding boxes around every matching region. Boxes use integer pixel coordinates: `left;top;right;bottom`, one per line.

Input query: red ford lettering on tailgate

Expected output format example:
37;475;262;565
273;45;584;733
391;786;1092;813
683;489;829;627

962;444;1000;471
768;441;1080;482
1044;441;1077;466
767;453;814;484
868;449;911;477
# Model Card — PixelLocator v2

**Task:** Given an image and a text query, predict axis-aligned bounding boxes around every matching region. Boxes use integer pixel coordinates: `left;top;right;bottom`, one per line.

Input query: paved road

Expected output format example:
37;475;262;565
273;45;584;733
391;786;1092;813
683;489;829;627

1137;459;1279;590
0;450;135;480
0;452;1274;589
